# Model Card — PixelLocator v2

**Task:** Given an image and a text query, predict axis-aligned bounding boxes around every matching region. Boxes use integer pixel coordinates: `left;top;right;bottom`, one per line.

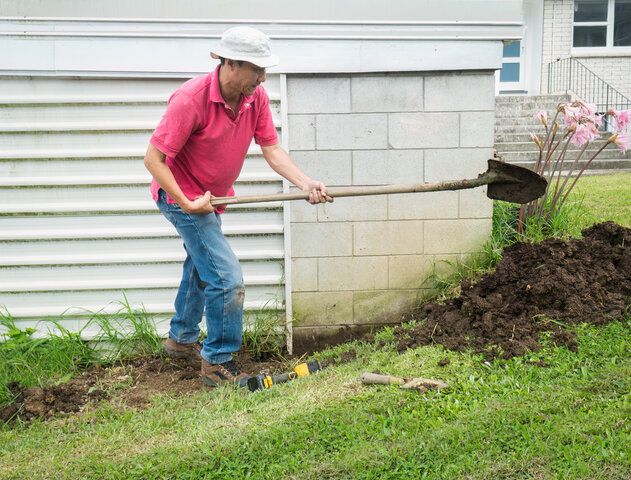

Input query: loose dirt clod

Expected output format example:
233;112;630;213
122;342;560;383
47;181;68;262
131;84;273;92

395;222;630;359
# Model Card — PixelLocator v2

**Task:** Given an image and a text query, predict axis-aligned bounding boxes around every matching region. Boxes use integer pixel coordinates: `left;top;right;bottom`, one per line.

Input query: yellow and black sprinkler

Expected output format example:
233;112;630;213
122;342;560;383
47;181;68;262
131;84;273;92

245;360;323;392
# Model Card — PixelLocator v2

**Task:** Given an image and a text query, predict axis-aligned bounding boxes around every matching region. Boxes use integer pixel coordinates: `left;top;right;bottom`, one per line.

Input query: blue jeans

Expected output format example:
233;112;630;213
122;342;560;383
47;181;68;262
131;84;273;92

156;189;244;364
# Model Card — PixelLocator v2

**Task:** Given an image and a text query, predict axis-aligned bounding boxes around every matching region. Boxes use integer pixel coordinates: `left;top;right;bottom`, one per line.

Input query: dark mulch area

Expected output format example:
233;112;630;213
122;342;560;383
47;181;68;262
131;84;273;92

0;352;288;423
394;222;630;360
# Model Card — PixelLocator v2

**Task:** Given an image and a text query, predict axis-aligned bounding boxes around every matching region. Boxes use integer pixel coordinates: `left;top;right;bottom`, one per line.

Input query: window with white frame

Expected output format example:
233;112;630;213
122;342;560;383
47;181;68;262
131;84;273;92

573;0;631;47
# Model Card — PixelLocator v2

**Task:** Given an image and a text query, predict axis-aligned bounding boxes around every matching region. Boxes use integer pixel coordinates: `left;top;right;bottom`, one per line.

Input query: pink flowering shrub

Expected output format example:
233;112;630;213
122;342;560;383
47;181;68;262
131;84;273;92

518;100;629;233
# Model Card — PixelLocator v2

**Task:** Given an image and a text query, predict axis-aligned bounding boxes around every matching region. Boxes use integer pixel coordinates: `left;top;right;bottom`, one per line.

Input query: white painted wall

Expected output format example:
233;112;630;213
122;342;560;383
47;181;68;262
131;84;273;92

0;2;516;345
0;0;522;22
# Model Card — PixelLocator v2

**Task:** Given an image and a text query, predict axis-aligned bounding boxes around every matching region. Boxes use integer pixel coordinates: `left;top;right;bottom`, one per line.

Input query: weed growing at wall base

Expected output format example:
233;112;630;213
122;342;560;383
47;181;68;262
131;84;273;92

0;298;163;407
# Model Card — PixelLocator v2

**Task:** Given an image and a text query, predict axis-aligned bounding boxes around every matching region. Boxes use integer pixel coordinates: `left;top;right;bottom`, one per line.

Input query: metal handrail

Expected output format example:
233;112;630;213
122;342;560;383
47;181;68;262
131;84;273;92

547;57;630;130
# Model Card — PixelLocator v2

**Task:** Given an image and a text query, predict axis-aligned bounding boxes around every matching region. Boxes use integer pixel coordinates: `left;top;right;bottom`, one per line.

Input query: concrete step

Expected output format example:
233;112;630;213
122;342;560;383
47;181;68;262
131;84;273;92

495;111;559;121
495;102;567;114
495;125;549;134
495;132;550;143
496;147;629;159
495;117;566;126
495;131;621;143
509;166;631;176
494;139;616;152
495;94;571;104
497;155;631;170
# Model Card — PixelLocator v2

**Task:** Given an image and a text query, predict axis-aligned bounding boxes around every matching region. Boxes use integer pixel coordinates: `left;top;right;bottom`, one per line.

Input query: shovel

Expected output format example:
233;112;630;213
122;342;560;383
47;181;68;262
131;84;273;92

209;159;546;207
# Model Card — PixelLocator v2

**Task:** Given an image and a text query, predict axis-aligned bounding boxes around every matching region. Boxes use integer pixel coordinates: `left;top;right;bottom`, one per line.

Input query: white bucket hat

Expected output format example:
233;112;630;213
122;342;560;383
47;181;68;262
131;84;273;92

211;26;279;68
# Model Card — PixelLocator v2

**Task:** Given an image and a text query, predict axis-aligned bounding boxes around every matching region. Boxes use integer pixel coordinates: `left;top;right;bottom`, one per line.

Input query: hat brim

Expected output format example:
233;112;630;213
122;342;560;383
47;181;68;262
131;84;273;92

211;50;279;68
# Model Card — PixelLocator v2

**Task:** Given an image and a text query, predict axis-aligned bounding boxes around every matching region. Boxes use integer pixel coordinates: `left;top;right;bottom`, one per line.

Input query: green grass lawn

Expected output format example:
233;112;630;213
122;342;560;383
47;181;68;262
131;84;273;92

573;173;631;229
0;322;628;480
0;174;629;480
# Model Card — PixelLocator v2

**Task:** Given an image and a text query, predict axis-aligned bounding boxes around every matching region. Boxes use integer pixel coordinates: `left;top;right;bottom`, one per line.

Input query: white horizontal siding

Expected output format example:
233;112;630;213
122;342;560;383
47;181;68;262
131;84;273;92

0;212;284;240
0;75;286;337
1;285;281;318
0;182;283;214
0;235;285;266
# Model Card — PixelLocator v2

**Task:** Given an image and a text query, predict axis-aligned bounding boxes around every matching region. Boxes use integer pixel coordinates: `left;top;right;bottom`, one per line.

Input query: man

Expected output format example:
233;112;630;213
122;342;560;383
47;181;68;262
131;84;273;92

144;26;331;387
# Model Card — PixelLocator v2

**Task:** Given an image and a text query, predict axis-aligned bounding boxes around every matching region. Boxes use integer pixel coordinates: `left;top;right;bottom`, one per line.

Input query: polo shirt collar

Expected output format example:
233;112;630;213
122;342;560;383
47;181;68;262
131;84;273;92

209;64;256;108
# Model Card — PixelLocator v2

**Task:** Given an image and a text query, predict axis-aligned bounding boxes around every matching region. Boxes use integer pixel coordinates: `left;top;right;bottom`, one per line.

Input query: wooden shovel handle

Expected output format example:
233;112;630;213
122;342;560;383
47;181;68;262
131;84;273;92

210;174;496;207
361;373;406;386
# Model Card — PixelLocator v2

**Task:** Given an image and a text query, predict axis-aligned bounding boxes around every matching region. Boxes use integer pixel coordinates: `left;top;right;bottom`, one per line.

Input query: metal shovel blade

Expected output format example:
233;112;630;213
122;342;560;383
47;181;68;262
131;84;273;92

485;159;547;204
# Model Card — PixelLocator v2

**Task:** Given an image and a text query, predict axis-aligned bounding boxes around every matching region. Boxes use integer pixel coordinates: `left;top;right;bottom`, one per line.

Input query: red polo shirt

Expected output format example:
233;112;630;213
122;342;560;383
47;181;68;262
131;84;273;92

149;64;279;213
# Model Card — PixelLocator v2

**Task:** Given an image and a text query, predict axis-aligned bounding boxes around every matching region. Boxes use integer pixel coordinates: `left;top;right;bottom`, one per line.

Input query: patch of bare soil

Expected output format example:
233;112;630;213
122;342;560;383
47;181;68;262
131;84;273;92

0;352;287;423
395;222;631;359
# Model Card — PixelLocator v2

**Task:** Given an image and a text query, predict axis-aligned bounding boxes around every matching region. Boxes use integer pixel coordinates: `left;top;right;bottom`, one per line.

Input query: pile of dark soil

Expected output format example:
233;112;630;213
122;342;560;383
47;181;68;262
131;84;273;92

0;352;286;423
395;222;631;360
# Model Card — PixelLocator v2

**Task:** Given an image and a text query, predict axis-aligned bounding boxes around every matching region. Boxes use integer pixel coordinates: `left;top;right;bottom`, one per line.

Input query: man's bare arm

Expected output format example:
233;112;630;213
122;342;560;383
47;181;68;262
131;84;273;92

143;143;214;214
261;144;332;204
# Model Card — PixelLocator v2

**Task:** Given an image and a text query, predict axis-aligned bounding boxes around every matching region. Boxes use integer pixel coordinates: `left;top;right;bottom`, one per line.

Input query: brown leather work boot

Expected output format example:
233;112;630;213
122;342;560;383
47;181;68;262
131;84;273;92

201;358;250;387
163;338;202;362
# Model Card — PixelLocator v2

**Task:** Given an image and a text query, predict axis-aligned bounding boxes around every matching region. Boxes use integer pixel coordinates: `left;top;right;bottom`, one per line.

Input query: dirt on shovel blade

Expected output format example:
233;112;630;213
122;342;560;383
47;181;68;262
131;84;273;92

395;222;631;359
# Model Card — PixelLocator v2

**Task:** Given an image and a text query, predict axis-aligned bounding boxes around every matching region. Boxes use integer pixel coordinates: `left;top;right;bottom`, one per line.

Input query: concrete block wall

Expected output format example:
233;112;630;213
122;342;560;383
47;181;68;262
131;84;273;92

286;72;495;341
542;0;631;98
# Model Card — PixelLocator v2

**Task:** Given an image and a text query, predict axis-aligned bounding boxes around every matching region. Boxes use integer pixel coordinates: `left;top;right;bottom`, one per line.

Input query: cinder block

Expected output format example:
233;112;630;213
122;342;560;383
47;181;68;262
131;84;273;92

423;219;492;254
387;191;459;220
352;150;423;185
289;190;318;222
292;324;377;350
460;111;495;147
291;223;352;257
353;221;424;255
353;289;419;325
388;255;434;289
318;256;388;291
425;74;495;111
459;187;493;219
287;76;351;114
292;291;353;326
388;113;459;148
288;115;315;150
424;148;491;183
318;196;387;222
291;151;352;186
316;114;388;150
291;258;318;292
351;75;423;112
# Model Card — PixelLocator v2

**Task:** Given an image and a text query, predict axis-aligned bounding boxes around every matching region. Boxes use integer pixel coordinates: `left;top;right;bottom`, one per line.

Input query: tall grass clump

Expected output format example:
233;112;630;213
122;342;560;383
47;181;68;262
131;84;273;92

0;298;163;406
0;309;96;406
89;296;163;362
242;306;285;360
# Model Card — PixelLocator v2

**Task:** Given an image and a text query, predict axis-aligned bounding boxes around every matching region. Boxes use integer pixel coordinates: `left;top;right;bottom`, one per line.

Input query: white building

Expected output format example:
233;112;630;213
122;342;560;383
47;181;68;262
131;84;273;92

9;0;620;350
499;0;631;98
